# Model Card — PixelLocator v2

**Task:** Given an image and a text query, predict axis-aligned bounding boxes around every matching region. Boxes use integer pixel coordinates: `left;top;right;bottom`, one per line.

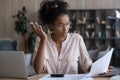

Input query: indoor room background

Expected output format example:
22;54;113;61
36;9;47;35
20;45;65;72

0;0;120;66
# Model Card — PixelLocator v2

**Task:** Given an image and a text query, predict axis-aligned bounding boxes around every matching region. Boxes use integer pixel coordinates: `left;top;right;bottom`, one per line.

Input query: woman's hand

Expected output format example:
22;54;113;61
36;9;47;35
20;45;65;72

30;22;47;40
98;66;113;76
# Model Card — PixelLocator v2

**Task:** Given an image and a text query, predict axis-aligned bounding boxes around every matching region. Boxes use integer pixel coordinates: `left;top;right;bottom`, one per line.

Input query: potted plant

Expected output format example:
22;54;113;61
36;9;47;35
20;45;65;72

27;32;36;53
13;6;29;53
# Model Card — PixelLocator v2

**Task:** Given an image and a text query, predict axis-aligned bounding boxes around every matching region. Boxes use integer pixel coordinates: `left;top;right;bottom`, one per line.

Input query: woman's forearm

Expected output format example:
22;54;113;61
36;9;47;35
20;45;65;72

33;39;46;73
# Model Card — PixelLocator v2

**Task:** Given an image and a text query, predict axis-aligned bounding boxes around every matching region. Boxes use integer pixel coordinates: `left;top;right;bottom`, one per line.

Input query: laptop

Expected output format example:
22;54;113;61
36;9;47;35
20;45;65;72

0;51;36;79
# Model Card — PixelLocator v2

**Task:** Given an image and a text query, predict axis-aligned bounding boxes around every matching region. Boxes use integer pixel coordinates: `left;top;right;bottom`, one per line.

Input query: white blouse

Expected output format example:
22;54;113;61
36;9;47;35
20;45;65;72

32;33;92;74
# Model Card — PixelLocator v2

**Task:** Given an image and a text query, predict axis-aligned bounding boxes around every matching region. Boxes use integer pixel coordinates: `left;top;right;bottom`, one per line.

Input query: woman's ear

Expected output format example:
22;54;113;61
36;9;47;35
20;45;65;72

49;24;54;32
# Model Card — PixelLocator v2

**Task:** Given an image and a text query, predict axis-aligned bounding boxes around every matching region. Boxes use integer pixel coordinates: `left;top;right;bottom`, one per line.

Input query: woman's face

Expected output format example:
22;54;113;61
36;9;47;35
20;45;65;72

52;14;70;38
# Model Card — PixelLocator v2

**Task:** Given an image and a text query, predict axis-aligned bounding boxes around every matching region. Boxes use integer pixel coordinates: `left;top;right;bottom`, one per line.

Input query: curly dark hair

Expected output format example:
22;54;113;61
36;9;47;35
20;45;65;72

39;0;69;25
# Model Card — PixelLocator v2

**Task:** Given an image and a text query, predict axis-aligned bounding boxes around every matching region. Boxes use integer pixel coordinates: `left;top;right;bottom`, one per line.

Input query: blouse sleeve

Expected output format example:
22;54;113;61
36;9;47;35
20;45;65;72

31;37;40;65
78;35;92;72
31;37;48;73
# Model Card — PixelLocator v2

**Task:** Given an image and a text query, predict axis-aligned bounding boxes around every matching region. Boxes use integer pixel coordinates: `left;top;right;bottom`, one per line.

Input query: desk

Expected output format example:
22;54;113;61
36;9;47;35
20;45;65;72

0;74;110;80
31;74;110;80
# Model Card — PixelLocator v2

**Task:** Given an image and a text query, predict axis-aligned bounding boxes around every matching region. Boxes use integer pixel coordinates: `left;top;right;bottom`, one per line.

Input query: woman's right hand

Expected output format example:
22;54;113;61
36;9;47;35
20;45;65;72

30;22;47;40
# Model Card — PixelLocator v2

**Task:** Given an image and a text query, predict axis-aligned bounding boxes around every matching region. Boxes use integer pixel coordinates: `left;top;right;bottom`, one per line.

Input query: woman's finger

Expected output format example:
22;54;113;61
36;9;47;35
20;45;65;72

35;23;44;35
30;22;41;36
34;23;43;35
35;23;41;33
30;22;37;33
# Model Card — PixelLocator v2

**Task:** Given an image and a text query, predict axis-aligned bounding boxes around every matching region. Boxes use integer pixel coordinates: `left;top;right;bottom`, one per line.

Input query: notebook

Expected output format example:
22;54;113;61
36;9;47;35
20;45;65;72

0;51;36;79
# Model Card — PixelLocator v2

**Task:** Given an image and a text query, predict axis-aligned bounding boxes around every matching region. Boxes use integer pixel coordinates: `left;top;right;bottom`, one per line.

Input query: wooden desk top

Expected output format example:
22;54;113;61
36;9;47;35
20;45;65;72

30;74;110;80
0;74;110;80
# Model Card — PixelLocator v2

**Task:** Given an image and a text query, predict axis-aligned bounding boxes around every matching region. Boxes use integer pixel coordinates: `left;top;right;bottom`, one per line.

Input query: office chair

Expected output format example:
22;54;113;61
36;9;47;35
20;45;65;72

0;38;17;51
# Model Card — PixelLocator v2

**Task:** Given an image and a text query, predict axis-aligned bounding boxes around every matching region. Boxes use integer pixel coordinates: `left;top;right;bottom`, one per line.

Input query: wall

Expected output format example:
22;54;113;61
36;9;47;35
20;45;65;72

0;0;42;51
0;0;120;51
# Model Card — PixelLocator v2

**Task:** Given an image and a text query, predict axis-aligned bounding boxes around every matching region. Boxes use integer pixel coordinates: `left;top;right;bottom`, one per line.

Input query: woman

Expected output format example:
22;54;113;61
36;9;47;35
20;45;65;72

30;0;92;74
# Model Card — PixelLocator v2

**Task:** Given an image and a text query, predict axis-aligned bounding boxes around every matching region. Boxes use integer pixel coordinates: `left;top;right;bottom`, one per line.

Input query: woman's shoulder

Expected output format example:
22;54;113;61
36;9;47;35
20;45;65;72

69;33;83;39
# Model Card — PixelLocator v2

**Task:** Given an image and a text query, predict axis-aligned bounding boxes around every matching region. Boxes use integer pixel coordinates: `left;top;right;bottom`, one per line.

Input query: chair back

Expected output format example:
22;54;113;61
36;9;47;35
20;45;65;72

0;38;17;51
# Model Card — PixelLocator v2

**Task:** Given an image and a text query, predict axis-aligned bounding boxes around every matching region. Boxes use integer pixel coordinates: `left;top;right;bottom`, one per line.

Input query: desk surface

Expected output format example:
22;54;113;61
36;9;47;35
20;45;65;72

0;74;110;80
31;74;110;80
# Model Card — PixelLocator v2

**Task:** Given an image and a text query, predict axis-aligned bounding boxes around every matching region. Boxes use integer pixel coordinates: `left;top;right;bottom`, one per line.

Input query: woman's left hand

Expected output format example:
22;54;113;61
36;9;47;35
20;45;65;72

98;65;113;76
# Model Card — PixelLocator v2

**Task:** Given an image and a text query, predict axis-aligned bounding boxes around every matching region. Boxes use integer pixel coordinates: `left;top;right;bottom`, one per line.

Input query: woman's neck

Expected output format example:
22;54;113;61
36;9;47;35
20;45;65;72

51;33;67;44
51;33;67;55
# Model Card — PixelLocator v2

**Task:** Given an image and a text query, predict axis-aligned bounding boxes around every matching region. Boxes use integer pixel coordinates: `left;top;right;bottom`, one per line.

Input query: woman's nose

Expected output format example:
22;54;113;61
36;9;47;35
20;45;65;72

63;25;69;32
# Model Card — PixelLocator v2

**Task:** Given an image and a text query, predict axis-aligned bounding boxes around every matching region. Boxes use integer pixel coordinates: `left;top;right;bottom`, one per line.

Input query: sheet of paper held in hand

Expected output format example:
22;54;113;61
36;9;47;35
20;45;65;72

39;48;114;80
86;48;114;77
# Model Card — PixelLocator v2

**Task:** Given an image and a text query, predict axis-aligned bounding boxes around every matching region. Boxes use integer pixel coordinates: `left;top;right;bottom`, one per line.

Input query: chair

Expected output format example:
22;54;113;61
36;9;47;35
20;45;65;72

0;38;17;51
97;45;111;59
88;45;110;61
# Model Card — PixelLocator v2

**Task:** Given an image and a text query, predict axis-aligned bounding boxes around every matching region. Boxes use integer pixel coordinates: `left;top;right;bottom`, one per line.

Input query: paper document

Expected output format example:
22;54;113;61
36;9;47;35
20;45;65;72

39;74;93;80
86;48;114;77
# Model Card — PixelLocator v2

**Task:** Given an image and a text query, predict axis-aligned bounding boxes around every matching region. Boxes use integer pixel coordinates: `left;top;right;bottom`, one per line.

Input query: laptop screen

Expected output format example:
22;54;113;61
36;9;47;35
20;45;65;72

0;51;28;78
